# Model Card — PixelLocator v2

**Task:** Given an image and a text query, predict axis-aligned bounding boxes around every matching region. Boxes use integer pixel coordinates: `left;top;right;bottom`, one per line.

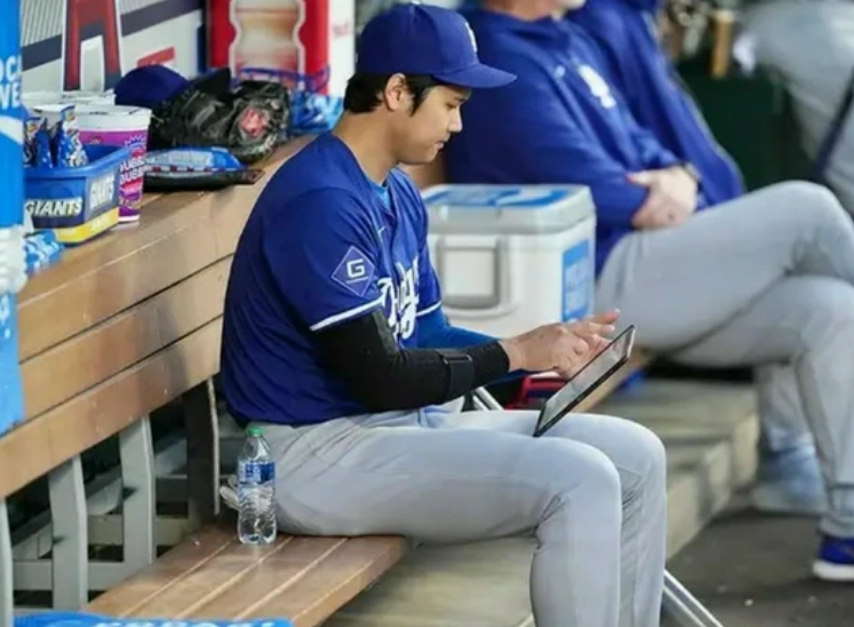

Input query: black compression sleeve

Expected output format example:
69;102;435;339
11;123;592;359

315;310;510;412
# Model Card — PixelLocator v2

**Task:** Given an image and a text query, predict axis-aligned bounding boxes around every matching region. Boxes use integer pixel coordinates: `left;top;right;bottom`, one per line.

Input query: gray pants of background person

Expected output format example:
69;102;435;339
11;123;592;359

595;180;854;538
259;409;668;627
742;0;854;214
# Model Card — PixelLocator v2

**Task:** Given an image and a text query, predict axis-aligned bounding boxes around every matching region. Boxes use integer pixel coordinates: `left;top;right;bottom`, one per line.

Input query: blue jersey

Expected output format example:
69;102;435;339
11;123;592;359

220;133;444;426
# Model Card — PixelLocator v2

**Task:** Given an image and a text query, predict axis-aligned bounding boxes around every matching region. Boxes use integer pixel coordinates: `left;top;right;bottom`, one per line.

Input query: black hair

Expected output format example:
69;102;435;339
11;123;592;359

343;73;446;114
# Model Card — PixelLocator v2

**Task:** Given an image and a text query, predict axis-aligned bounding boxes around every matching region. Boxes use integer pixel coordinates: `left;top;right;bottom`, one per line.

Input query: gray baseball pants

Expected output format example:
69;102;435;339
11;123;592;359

595;181;854;538
260;408;668;627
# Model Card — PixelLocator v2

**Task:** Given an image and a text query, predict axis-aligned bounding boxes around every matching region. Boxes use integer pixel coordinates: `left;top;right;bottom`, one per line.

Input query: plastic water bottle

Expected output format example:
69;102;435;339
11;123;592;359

237;425;277;545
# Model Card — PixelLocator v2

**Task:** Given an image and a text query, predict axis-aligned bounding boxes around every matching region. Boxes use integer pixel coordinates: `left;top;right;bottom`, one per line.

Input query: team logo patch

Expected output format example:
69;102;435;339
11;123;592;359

577;64;616;109
332;246;376;296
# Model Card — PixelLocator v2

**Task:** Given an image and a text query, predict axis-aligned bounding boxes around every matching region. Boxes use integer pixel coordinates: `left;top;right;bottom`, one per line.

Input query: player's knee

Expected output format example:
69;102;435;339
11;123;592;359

621;419;667;485
533;438;622;506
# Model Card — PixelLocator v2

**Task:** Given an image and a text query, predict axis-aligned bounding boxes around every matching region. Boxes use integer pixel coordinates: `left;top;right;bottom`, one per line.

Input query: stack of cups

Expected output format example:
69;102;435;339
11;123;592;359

75;104;153;224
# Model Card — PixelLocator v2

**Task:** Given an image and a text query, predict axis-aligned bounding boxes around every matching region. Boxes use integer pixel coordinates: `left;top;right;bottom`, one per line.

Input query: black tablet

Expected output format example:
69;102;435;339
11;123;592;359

533;324;637;438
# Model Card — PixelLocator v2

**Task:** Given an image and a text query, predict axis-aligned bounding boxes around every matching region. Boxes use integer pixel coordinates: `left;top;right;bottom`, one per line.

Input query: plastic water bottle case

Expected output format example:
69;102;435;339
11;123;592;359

207;0;355;96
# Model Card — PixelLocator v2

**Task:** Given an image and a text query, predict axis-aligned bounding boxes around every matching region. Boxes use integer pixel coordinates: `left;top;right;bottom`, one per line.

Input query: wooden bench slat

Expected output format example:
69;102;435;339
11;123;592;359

18;193;214;360
0;319;222;500
238;536;406;627
127;535;350;619
87;524;406;627
20;191;198;299
21;258;231;420
191;536;349;619
110;535;295;618
17;196;244;362
87;525;235;617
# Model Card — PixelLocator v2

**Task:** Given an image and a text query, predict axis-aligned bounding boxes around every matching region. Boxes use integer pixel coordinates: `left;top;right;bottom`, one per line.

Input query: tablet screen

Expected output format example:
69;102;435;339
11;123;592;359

534;325;636;436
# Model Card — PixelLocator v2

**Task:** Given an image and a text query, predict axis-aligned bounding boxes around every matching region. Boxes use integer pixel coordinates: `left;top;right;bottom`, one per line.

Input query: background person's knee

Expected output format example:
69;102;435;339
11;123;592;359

782;277;854;351
811;284;854;333
775;181;850;230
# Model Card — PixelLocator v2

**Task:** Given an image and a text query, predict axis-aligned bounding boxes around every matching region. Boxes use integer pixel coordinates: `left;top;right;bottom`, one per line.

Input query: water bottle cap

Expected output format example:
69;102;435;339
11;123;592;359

247;425;264;437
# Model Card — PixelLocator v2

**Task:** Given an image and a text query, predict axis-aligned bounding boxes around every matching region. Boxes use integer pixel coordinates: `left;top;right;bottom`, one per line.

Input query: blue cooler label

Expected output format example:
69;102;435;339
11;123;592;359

562;240;592;322
0;4;23;229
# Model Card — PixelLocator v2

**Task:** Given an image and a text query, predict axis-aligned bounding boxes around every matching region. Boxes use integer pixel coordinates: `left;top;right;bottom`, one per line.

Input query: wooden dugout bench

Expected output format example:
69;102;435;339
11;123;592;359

1;135;403;627
0;138;647;627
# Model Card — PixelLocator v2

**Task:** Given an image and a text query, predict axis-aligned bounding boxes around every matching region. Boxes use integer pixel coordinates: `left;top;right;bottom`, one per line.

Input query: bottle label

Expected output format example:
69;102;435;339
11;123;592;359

238;460;276;484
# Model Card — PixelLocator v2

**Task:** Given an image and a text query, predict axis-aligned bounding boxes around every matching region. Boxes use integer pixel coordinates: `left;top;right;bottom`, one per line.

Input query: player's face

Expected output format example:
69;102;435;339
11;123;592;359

396;84;470;166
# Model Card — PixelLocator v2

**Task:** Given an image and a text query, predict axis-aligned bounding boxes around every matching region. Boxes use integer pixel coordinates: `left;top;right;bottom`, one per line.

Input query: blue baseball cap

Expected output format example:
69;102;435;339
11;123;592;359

115;65;231;110
356;2;516;89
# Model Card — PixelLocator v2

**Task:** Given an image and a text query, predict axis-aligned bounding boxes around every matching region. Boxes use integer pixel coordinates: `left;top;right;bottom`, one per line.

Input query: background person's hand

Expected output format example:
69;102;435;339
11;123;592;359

500;310;620;377
629;166;698;229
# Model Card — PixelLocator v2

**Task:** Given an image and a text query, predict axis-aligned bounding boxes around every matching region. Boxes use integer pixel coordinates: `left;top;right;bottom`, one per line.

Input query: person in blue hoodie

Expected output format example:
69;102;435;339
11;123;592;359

444;0;854;582
564;0;823;526
566;0;744;206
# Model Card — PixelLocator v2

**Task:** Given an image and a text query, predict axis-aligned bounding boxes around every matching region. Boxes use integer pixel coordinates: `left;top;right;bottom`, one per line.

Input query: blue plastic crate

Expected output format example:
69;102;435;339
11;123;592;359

25;143;129;245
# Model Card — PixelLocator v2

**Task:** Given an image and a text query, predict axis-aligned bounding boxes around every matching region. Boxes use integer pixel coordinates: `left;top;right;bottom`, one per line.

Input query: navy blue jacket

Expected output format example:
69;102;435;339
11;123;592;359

568;0;744;205
445;10;709;274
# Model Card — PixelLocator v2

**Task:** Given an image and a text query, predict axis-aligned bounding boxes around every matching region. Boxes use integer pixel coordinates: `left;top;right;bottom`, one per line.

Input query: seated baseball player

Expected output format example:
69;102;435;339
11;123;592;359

563;0;823;517
443;0;854;582
220;5;669;627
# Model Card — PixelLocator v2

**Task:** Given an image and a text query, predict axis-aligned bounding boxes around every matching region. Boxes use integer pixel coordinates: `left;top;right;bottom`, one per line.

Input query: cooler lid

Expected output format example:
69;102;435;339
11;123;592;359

422;184;594;235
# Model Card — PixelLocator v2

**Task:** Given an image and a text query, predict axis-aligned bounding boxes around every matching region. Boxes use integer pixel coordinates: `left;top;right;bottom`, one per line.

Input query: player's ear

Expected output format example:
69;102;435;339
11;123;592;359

382;73;410;112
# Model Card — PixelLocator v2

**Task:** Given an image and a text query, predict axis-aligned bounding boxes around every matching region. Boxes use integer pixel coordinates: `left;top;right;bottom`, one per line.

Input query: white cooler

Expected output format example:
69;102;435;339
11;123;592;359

423;184;597;338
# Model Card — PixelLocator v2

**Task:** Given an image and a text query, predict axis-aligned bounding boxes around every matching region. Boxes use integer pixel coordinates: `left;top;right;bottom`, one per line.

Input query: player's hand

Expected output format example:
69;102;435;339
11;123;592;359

500;310;620;377
629;167;697;229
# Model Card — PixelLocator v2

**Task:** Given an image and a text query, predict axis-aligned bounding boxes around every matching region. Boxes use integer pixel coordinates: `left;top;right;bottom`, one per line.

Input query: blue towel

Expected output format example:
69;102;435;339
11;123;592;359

289;91;343;137
24;231;64;275
282;66;343;137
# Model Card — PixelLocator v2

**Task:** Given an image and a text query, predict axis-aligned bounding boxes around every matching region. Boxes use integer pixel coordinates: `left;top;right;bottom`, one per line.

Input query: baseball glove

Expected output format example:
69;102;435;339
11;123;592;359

147;78;289;164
